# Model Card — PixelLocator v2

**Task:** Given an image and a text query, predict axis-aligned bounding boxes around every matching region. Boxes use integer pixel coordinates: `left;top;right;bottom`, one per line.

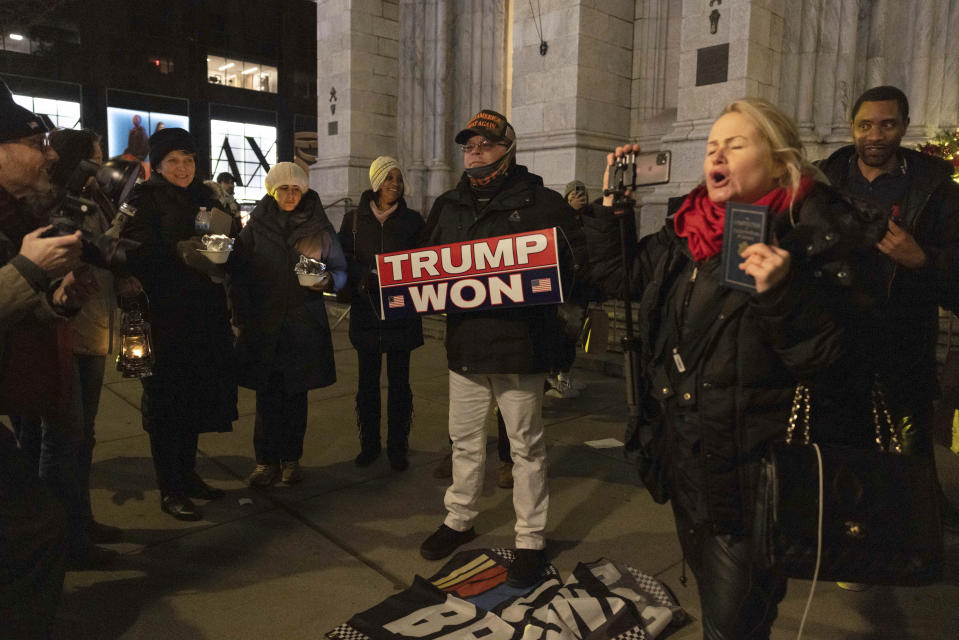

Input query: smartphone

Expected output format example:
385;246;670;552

633;150;671;187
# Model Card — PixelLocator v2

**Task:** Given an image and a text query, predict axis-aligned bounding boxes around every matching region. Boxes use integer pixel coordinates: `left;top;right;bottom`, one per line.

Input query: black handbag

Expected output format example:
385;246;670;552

754;382;943;586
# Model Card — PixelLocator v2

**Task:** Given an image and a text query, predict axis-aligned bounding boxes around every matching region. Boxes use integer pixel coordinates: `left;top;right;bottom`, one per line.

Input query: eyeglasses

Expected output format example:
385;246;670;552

460;140;505;154
12;134;50;153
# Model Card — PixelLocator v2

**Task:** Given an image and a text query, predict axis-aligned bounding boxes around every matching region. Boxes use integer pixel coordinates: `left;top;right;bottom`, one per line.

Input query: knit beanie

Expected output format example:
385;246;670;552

369;156;408;195
563;180;587;200
149;127;197;167
265;161;309;198
0;79;48;143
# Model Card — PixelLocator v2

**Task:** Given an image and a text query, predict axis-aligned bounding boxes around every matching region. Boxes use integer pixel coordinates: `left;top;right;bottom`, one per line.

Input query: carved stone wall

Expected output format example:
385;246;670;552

778;0;959;159
314;0;959;231
399;0;511;215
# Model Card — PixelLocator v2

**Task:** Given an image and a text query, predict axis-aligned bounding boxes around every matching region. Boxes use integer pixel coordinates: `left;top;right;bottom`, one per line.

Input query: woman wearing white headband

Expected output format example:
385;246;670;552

229;161;347;486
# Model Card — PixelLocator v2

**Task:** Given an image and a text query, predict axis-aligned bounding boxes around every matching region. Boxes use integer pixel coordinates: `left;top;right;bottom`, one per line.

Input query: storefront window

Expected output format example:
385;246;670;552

106;107;189;160
210;119;277;202
206;55;277;94
12;94;81;129
1;32;32;54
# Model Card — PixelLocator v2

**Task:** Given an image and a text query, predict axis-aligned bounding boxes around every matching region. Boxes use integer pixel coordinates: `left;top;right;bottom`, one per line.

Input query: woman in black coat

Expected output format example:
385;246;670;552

122;128;238;521
228;162;347;486
339;157;424;471
584;99;885;639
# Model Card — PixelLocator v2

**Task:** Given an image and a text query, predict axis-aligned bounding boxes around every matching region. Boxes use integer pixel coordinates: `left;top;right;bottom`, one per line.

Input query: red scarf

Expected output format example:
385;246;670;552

673;175;815;261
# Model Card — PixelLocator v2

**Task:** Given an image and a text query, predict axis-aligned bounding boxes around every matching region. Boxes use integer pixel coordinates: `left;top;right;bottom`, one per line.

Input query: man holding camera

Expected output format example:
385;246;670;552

0;87;94;638
418;109;586;588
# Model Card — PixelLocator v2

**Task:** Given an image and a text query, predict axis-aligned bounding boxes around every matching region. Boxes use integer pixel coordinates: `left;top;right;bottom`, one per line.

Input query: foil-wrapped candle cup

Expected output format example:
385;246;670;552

198;234;235;263
294;255;327;287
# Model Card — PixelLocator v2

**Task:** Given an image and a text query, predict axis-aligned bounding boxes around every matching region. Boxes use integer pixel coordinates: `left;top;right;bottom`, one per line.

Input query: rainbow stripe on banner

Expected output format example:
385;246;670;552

376;228;564;320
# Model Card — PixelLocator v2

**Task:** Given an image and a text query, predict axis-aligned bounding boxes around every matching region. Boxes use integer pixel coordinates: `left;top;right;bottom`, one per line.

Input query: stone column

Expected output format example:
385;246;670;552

827;0;860;142
647;0;787;233
908;0;935;138
510;0;633;197
794;0;820;139
941;1;959;130
403;0;428;208
313;0;399;228
426;0;454;211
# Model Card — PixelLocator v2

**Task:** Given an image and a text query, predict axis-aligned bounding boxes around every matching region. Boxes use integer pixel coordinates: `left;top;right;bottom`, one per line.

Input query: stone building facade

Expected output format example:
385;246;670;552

314;0;959;232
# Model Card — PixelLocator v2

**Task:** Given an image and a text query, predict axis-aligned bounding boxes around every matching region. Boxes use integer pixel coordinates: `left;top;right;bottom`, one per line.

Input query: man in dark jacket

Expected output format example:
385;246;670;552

818;85;959;525
418;109;587;588
0;89;88;638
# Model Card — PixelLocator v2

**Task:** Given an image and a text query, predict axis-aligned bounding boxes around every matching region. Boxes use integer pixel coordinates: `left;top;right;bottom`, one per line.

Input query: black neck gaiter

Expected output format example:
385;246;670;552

466;142;516;204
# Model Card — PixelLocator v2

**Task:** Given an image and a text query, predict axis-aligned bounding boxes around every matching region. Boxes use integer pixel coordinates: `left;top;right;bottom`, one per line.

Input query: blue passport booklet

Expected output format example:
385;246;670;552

720;202;769;292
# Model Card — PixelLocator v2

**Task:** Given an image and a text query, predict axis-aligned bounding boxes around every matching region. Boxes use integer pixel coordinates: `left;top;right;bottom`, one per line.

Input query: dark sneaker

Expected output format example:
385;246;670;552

354;447;381;467
160;493;202;521
432;451;453;478
280;460;302;484
507;549;547;588
247;463;280;487
420;524;476;560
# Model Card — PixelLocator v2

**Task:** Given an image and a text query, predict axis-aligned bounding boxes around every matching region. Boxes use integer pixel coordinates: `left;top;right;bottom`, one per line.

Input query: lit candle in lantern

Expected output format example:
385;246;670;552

117;297;155;378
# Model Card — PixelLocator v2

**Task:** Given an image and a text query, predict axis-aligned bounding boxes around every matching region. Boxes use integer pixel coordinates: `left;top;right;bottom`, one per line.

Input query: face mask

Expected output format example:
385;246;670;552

465;141;516;189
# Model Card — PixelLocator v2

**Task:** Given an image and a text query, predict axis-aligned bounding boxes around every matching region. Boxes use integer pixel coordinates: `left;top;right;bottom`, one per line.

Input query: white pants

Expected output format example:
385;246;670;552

443;370;548;550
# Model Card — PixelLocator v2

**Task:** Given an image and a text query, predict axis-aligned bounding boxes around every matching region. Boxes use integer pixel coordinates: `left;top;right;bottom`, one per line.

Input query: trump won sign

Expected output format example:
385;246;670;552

376;228;564;320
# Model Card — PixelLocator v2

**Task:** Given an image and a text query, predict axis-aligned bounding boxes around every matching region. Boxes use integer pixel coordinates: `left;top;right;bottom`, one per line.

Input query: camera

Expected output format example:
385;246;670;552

41;157;142;271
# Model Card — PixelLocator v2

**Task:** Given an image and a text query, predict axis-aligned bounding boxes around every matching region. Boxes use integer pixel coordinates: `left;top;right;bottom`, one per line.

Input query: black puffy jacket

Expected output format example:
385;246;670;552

122;174;238;432
585;181;886;533
818;146;959;423
339;190;424;353
228;191;346;393
422;166;588;374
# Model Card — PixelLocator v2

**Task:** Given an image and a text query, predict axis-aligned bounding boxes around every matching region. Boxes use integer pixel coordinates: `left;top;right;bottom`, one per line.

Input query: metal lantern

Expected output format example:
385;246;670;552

116;294;154;378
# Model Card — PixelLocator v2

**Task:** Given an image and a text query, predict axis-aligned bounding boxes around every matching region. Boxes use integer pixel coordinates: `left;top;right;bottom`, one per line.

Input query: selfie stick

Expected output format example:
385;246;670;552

605;152;642;422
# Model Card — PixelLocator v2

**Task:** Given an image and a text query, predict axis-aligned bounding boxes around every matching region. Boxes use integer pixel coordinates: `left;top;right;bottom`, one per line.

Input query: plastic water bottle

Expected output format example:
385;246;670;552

195;207;211;233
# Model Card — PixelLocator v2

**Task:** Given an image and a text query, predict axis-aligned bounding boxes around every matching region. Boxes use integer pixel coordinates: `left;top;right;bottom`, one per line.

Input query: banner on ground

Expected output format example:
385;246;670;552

326;548;690;640
376;228;564;320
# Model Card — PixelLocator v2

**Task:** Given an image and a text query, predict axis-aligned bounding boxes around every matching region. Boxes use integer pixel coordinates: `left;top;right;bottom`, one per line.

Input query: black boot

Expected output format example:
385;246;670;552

387;390;413;472
355;393;381;467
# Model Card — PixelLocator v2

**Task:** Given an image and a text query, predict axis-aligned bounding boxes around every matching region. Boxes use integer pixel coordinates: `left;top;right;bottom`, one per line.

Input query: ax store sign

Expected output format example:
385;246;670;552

376;229;564;320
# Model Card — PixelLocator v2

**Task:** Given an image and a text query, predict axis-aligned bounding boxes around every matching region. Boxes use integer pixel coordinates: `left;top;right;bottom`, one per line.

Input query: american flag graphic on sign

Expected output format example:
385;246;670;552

531;278;552;293
388;295;405;308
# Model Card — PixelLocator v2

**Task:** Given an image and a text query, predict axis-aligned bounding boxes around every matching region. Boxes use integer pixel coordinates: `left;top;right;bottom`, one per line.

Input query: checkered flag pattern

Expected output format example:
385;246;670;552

489;547;561;579
325;623;370;640
612;628;647;640
626;565;680;608
491;547;514;562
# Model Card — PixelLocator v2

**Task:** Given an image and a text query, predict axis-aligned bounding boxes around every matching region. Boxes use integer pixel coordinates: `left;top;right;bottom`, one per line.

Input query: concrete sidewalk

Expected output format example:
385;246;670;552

57;309;959;639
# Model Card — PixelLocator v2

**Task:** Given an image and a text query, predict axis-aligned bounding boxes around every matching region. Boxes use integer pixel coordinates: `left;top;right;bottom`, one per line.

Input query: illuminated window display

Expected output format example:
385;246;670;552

12;94;80;129
106;107;189;160
210;119;277;201
206;55;277;94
